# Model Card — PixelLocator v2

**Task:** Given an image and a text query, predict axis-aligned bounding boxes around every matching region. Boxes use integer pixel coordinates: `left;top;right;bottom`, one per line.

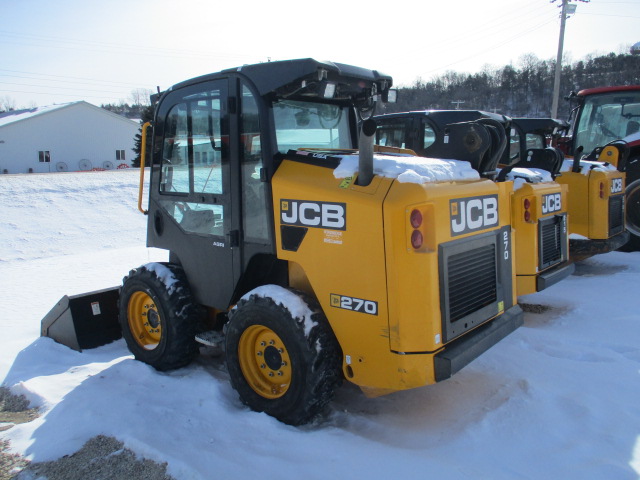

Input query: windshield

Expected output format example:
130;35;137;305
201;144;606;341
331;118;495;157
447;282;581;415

574;91;640;155
272;100;353;153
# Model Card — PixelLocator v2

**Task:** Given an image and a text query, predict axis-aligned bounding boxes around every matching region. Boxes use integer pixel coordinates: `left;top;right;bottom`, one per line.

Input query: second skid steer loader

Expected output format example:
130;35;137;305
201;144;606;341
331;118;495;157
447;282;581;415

373;110;574;296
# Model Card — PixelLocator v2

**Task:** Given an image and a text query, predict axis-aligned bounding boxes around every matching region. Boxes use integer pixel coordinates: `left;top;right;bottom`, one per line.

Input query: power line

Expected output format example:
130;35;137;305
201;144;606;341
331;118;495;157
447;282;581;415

578;12;640;18
0;88;129;100
0;81;131;95
0;71;146;89
417;15;559;77
0;29;259;62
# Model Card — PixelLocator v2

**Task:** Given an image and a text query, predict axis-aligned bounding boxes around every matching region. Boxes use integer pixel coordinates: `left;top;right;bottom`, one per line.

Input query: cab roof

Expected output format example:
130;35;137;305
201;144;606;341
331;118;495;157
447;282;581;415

375;110;510;126
577;85;640;97
511;117;568;135
163;58;393;101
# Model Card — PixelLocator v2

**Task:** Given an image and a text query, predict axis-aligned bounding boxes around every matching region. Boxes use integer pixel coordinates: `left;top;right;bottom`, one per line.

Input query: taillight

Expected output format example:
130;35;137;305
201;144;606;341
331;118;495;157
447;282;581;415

411;230;423;249
524;198;531;222
410;209;422;228
599;182;605;199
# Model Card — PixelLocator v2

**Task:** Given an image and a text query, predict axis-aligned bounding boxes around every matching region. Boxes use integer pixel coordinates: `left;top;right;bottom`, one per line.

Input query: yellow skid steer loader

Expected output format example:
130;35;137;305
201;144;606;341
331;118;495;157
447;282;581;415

42;59;522;425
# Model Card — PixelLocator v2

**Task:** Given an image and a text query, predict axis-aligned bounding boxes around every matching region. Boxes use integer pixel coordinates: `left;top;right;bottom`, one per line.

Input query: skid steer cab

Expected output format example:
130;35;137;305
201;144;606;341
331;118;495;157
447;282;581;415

43;59;522;426
373;110;574;296
512;114;630;259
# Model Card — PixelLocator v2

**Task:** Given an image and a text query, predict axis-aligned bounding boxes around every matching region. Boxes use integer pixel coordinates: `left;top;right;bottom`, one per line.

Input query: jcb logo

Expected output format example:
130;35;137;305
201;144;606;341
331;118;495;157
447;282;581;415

611;178;623;194
450;195;499;236
542;193;562;214
281;200;346;231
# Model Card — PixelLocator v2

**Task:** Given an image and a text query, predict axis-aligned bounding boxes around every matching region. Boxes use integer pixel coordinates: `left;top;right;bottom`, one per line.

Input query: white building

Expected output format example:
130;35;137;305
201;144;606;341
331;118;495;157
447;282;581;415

0;101;139;174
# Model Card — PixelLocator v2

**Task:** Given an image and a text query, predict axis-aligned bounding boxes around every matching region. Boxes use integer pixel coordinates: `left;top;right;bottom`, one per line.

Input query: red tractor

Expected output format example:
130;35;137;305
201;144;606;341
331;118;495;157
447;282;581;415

558;85;640;249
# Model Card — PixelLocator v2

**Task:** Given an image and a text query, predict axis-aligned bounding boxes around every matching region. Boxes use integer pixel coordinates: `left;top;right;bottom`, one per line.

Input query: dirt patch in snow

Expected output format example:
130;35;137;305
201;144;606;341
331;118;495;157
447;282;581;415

0;387;39;433
519;303;553;314
14;435;175;480
0;439;29;480
0;387;175;480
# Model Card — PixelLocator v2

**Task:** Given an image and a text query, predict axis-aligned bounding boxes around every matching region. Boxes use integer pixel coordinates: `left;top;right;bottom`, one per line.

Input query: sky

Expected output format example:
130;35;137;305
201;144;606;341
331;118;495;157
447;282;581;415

1;0;639;109
2;168;640;479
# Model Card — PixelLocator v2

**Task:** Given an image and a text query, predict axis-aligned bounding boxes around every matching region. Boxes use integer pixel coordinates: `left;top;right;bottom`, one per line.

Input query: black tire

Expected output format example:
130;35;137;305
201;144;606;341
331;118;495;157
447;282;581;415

620;178;640;251
225;288;342;425
118;263;202;371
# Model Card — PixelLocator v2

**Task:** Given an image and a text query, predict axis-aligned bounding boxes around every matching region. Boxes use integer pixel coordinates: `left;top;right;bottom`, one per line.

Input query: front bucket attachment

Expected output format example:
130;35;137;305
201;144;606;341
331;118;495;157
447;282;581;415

41;287;122;351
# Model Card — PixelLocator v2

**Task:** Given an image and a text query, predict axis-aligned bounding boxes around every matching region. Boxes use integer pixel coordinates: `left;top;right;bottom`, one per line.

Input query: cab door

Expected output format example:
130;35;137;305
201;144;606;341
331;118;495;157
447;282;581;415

148;78;242;308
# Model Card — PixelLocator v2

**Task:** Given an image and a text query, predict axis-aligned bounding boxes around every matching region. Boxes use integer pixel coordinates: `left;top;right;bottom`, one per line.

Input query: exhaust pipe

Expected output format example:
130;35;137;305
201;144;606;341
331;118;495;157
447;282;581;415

356;118;377;186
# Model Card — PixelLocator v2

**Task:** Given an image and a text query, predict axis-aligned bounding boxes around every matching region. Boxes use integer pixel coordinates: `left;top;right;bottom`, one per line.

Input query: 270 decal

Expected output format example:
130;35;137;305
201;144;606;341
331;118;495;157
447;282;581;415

330;294;378;315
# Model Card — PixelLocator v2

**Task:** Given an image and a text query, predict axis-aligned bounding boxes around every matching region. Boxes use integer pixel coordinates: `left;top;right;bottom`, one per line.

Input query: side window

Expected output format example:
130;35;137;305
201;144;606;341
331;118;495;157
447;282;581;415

509;128;521;163
375;121;407;148
525;133;545;150
241;84;269;243
423;124;436;149
192;97;223;194
159;83;227;236
162;103;189;193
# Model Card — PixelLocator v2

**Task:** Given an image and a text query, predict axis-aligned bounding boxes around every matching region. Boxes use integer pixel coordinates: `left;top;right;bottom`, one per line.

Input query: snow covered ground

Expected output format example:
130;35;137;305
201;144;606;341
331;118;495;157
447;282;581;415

1;169;639;479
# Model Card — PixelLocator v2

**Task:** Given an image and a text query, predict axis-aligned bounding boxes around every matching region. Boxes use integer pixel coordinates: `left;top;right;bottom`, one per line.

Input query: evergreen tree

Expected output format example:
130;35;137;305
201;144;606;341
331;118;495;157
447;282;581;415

132;105;155;168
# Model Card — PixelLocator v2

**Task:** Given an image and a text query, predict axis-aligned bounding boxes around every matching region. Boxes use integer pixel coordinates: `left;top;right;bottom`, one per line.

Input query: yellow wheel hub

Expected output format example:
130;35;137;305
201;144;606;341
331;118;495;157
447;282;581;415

238;325;292;399
127;291;162;350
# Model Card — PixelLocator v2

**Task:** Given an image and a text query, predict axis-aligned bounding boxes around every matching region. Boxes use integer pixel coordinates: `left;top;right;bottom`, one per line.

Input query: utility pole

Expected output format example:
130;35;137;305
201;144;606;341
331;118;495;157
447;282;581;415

550;0;587;119
451;100;465;110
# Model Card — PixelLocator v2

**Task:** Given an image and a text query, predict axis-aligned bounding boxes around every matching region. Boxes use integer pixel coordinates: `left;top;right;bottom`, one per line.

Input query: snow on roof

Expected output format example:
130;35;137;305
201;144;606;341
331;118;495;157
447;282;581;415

0;102;78;128
333;153;480;184
0;101;139;128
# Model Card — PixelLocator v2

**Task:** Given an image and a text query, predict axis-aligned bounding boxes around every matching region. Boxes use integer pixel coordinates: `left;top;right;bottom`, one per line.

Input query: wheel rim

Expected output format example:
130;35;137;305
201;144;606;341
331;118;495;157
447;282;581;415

127;291;162;350
238;325;292;399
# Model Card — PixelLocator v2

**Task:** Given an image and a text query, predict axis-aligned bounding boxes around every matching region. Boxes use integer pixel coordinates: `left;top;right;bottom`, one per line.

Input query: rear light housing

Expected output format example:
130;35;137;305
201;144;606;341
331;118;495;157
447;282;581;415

523;197;533;222
408;207;428;251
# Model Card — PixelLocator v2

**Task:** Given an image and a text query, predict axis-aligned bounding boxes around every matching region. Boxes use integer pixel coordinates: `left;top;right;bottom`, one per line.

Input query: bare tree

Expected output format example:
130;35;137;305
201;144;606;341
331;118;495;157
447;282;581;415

0;95;17;112
129;88;154;106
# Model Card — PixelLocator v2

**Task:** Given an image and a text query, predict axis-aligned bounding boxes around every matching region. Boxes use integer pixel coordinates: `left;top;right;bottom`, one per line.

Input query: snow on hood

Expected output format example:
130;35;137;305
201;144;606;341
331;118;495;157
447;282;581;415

560;158;617;176
333;154;480;184
502;167;554;191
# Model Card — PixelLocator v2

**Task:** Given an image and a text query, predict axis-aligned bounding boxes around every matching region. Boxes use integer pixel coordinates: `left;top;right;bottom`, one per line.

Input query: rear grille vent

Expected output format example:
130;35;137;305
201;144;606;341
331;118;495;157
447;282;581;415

539;216;564;270
447;244;497;323
609;195;624;236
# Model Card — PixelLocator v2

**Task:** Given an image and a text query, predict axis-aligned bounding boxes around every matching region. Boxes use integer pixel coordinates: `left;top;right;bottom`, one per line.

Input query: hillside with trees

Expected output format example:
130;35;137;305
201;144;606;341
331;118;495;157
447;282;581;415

378;51;640;119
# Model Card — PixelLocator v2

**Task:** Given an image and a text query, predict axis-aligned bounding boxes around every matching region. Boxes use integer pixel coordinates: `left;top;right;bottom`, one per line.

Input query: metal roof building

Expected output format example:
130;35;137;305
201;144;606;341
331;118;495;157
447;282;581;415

0;101;138;174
